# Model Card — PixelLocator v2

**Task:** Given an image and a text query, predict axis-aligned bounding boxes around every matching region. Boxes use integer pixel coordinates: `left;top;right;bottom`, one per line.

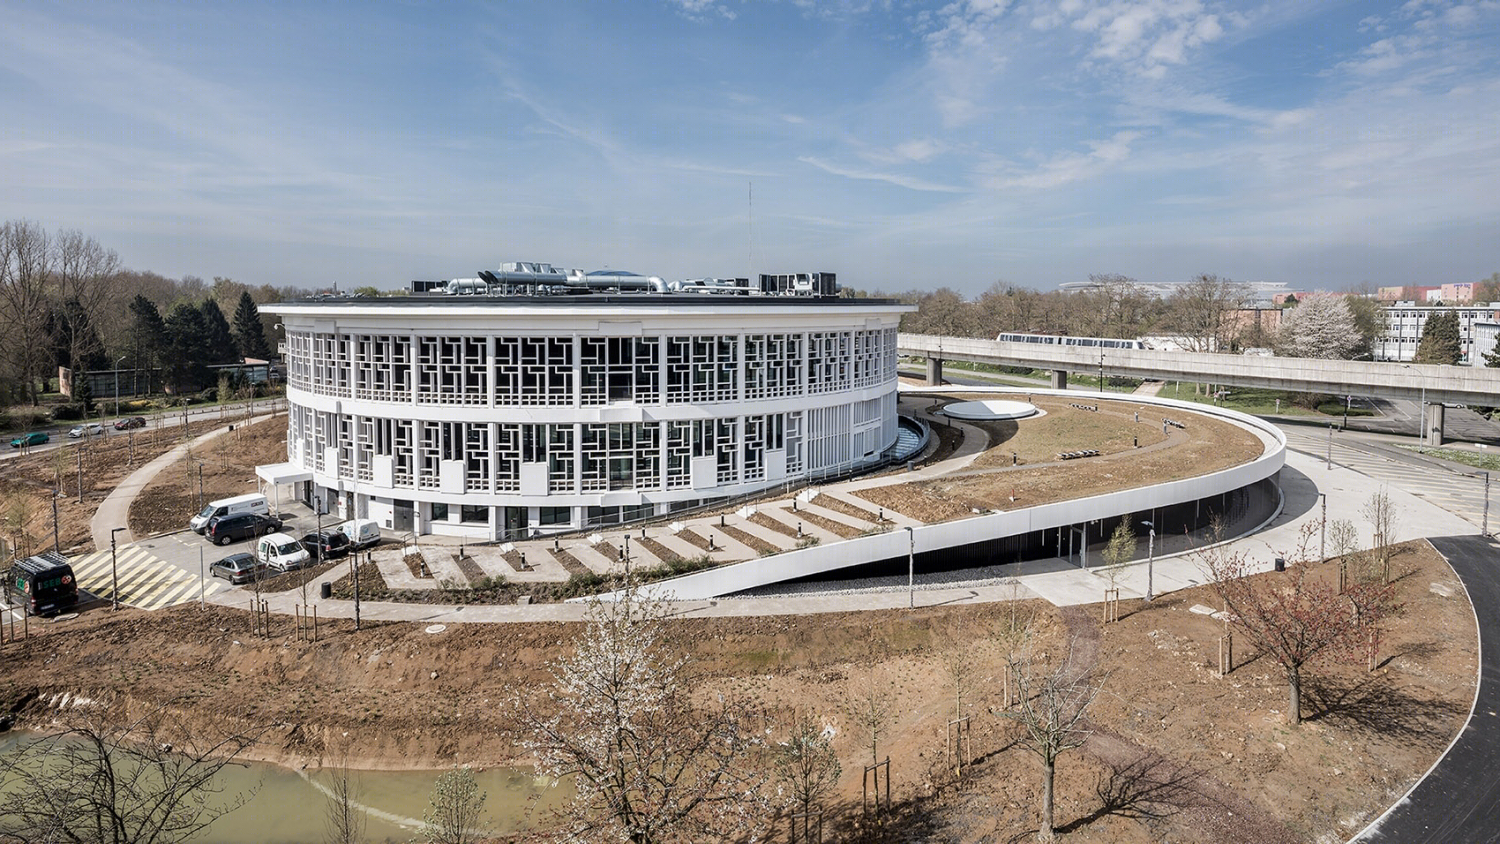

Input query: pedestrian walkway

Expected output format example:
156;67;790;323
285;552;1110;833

1281;426;1494;534
70;545;224;610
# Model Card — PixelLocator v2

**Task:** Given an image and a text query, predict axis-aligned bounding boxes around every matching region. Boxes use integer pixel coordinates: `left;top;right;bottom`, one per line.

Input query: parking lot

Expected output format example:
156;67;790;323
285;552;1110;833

71;499;337;610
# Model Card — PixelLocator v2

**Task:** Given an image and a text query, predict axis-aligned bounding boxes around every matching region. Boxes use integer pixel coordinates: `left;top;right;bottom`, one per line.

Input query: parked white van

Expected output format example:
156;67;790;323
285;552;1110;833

338;519;381;551
190;493;270;534
256;532;311;573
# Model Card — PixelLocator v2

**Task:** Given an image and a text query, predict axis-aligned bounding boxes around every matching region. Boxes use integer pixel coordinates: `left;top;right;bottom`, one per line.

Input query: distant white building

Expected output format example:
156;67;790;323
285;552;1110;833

1377;302;1500;363
1470;322;1500;368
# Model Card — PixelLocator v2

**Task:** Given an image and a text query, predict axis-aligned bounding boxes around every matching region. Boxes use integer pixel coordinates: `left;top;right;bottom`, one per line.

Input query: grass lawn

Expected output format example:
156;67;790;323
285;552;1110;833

1397;445;1500;472
1157;382;1343;417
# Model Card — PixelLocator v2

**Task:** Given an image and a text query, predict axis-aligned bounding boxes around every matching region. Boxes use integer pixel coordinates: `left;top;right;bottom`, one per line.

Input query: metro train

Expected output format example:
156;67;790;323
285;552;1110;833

994;331;1145;350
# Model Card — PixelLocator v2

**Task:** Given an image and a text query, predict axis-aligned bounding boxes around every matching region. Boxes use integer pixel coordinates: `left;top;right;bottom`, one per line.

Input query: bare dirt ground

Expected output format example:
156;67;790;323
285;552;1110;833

1;540;1473;843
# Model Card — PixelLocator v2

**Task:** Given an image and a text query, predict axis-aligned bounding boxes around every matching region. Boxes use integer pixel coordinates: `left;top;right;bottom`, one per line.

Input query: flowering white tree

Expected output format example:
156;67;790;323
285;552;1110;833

1275;294;1362;359
518;583;771;843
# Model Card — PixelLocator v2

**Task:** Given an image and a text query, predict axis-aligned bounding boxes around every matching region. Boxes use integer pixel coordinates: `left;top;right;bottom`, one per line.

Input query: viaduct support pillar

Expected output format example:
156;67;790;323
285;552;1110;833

1425;401;1446;447
1050;369;1069;390
925;357;943;386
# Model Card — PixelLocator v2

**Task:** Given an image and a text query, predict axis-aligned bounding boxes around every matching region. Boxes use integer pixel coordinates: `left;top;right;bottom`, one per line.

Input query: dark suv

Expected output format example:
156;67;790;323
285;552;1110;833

206;513;282;546
299;530;350;560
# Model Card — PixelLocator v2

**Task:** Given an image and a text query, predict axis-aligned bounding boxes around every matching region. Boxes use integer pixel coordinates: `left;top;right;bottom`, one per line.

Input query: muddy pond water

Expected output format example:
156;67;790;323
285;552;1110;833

0;733;568;843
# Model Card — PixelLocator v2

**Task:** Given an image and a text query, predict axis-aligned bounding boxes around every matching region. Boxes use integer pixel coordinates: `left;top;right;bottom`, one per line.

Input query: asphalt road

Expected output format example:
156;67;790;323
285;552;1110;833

2;398;286;461
1354;534;1500;843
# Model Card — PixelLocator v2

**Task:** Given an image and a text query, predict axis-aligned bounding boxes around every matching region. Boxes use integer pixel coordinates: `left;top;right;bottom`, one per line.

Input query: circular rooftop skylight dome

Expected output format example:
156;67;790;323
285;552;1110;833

939;399;1042;421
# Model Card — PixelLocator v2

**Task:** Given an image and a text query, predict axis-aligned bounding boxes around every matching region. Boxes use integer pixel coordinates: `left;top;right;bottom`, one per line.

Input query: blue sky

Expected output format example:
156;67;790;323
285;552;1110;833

3;1;1498;296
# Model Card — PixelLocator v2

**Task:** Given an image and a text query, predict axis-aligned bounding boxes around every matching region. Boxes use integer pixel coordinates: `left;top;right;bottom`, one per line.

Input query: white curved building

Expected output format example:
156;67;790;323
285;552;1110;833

263;291;912;539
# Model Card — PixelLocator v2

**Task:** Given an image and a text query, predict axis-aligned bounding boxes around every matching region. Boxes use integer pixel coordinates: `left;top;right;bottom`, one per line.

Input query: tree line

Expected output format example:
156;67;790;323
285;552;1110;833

863;273;1392;360
0;219;305;411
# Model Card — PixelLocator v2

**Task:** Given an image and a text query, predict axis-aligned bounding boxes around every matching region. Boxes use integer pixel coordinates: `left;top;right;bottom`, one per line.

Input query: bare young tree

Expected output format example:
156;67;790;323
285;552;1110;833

517;581;770;843
320;740;367;844
0;488;37;559
943;644;978;721
1362;488;1400;583
1001;639;1108;842
1099;521;1134;619
0;702;260;843
848;666;893;765
414;766;489;844
1200;525;1397;724
774;713;842;819
995;578;1038;705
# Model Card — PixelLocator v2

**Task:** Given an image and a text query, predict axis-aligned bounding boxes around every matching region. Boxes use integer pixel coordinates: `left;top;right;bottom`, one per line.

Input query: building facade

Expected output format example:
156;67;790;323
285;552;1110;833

263;294;911;539
1377;302;1500;362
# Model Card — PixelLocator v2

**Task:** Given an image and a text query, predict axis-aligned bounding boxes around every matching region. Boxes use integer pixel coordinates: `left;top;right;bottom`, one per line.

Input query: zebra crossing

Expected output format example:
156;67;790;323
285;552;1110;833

69;545;224;611
1282;427;1494;532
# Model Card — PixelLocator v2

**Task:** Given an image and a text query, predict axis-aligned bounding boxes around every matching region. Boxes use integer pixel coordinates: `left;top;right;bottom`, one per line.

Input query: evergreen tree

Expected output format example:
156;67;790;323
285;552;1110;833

128;295;168;392
1414;310;1462;364
231;291;273;360
74;365;94;412
164;303;212;393
199;298;239;364
1484;339;1500;368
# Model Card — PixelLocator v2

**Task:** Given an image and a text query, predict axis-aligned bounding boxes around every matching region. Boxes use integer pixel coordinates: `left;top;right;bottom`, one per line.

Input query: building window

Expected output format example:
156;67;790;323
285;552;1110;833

431;502;449;522
460;505;488;524
539;507;571;526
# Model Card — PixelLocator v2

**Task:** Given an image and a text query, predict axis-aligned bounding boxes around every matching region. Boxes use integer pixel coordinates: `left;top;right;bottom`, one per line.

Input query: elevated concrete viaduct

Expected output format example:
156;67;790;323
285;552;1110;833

899;333;1500;446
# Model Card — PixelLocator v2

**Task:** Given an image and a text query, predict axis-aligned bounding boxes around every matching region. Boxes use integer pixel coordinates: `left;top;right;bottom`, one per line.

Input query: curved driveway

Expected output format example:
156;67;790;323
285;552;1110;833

1353;534;1500;842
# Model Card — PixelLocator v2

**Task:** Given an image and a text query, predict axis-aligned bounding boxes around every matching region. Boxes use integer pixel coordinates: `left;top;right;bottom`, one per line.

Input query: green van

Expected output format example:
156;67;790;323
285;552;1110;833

6;551;78;617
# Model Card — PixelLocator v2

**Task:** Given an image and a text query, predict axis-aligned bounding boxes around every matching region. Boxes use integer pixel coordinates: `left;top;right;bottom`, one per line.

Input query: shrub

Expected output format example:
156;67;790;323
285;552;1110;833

51;404;86;421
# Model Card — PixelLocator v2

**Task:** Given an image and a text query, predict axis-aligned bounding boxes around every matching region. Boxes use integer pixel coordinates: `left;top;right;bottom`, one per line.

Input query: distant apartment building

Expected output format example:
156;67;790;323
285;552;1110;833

1442;282;1476;303
1377;284;1475;304
1377;302;1500;362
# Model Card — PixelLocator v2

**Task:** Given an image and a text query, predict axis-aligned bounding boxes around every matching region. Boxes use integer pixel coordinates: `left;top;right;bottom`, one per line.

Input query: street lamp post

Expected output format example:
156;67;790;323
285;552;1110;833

308;495;322;607
1480;472;1490;536
1140;520;1155;603
1318;493;1327;562
109;527;126;611
352;552;363;631
114;355;126;419
906;526;915;609
1342;395;1351;430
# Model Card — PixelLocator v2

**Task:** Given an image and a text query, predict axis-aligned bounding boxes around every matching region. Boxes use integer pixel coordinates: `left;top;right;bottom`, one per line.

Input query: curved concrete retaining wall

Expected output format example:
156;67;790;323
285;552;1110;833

615;387;1286;601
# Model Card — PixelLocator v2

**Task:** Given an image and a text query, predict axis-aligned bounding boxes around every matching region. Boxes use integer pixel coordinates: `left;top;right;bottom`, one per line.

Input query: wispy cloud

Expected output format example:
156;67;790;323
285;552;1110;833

983;131;1142;189
798;157;967;193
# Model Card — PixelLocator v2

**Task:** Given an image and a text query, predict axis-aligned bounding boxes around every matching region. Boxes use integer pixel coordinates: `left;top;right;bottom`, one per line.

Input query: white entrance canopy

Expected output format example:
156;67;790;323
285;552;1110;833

256;463;312;485
256;462;311;515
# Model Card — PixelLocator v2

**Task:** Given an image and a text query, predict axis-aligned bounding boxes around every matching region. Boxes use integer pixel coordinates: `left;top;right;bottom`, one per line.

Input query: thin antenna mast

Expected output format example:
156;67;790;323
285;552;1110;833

748;181;753;276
